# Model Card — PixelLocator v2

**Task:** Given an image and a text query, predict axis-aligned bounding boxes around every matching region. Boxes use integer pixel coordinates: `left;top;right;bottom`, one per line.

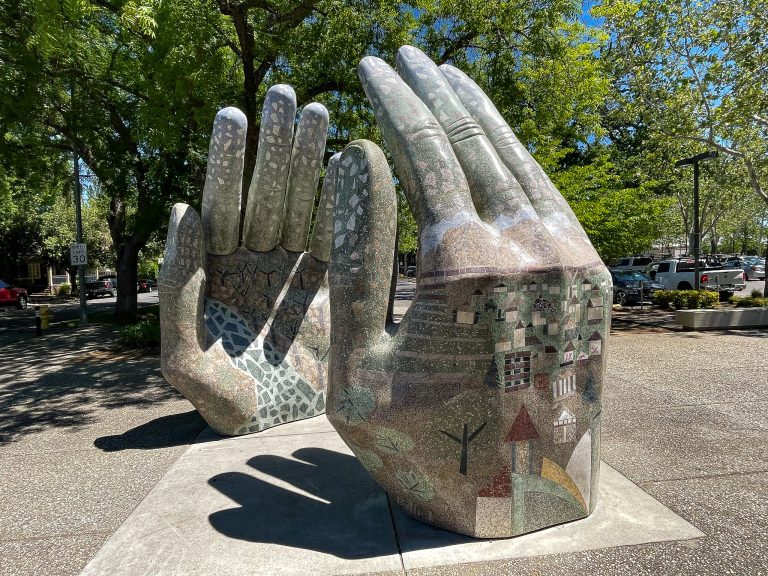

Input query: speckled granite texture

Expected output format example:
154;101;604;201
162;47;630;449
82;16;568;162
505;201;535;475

159;86;333;436
327;47;612;538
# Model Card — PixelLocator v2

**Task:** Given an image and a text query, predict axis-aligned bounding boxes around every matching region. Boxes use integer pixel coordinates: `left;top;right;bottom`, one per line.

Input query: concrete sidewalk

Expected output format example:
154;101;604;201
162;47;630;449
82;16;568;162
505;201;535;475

1;313;767;574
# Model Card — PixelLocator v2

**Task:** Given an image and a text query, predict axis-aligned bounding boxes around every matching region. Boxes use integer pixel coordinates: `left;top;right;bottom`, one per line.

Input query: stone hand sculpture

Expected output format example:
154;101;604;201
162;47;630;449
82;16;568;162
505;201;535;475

327;46;611;538
159;86;333;436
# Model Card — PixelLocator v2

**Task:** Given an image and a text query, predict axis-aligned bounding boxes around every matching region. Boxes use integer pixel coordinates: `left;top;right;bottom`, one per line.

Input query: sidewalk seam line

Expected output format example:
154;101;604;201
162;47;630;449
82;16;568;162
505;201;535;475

385;492;406;574
636;468;768;485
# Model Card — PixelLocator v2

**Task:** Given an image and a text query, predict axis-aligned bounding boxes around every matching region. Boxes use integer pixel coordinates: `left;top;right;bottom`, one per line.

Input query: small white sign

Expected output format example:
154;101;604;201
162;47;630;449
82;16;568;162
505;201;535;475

70;243;88;266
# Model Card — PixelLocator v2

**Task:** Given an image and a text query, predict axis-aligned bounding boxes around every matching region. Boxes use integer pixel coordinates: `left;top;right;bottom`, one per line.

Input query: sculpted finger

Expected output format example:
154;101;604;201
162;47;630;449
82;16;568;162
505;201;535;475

202;107;247;255
309;152;340;262
159;203;206;365
329;140;396;366
242;85;297;252
358;56;477;230
396;46;538;233
440;64;600;263
281;102;330;252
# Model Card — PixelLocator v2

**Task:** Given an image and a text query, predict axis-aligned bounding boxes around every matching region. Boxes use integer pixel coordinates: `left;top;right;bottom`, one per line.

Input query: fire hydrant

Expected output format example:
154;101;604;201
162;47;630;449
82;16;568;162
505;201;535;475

35;305;52;336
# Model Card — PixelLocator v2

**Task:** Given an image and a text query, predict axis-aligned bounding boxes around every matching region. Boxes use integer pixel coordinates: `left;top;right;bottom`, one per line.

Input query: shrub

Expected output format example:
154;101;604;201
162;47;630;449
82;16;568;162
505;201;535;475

57;283;71;296
654;289;718;309
653;290;672;307
750;289;764;298
120;318;161;348
731;296;768;308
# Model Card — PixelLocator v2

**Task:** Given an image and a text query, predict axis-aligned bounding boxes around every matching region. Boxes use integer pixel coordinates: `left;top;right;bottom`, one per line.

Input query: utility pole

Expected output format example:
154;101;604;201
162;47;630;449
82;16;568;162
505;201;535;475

675;151;719;290
73;151;88;326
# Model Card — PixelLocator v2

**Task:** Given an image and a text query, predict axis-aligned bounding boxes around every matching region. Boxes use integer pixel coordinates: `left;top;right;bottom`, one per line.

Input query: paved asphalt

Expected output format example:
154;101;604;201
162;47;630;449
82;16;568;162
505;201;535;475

1;281;767;575
0;292;160;347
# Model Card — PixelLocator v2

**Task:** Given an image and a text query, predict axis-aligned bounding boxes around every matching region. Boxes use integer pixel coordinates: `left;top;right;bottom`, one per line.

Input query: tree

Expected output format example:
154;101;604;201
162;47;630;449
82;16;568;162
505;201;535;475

1;0;238;318
551;149;671;262
594;0;768;208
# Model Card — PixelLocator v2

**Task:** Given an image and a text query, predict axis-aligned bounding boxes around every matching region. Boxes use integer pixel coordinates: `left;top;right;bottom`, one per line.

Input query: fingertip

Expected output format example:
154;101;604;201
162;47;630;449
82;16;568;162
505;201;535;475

266;83;296;103
396;45;429;71
162;203;204;282
302;102;329;124
214;107;247;131
358;56;392;82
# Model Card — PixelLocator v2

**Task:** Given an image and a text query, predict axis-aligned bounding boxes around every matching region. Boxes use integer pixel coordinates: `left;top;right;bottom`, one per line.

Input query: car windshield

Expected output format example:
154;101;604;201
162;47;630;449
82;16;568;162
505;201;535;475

614;272;652;281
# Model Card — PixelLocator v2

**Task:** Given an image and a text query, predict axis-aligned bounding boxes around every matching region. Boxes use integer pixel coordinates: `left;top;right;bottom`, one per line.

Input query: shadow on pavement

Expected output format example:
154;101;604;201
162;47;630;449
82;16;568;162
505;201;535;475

0;327;181;445
207;447;416;558
94;410;206;451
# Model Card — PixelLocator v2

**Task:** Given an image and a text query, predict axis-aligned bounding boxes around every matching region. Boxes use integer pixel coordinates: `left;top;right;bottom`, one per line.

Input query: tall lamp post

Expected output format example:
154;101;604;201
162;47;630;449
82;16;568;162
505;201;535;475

675;151;718;290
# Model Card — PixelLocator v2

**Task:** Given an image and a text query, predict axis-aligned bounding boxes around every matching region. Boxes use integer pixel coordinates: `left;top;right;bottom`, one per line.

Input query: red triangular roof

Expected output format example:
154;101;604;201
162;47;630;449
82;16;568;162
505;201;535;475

505;405;539;442
478;465;511;497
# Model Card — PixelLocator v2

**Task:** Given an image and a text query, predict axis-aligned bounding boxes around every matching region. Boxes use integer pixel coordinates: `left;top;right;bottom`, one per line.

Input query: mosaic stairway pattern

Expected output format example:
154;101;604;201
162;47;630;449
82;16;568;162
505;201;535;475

205;299;325;433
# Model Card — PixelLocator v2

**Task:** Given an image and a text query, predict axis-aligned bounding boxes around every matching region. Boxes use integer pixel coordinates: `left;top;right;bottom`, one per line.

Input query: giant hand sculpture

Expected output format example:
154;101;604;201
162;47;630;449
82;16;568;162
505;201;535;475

327;47;611;537
159;86;333;436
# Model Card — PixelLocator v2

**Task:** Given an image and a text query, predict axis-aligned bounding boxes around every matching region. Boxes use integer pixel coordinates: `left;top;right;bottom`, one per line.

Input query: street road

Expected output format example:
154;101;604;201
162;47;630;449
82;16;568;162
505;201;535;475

0;291;159;346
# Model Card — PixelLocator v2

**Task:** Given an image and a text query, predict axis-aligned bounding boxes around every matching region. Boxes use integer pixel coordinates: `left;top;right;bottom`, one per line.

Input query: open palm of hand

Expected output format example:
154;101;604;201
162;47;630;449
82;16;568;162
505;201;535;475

327;47;612;538
159;86;335;435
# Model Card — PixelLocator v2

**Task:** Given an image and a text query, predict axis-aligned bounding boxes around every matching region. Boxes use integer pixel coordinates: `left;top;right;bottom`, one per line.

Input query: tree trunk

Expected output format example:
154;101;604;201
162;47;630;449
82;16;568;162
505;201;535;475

114;241;139;321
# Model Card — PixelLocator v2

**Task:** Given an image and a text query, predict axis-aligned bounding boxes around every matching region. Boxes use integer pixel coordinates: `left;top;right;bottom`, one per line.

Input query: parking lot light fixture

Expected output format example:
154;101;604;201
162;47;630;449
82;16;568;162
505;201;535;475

675;151;719;290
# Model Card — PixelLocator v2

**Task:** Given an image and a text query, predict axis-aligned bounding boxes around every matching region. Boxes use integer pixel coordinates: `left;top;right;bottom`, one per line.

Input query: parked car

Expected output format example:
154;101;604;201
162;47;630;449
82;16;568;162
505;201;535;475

610;256;655;272
86;275;118;298
610;271;662;306
722;256;765;281
137;278;156;293
0;279;28;309
644;259;746;297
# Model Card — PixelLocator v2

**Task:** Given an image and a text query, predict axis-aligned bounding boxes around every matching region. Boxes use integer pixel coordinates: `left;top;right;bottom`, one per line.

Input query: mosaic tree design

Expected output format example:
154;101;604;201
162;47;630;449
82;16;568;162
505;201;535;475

159;86;333;435
327;47;611;538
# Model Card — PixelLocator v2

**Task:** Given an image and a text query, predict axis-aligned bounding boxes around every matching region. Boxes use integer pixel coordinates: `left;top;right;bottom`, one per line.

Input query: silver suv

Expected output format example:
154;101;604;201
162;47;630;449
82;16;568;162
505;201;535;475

610;256;655;272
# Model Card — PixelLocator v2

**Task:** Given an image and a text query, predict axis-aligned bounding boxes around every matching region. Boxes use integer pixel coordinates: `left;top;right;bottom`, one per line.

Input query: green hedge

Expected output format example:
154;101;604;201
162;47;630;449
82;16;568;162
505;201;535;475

57;283;71;296
653;289;719;309
729;296;768;308
120;318;160;348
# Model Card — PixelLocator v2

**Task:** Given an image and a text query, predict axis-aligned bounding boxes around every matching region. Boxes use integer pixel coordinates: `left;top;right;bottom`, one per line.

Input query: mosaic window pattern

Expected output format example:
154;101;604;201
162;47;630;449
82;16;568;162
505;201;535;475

503;351;531;391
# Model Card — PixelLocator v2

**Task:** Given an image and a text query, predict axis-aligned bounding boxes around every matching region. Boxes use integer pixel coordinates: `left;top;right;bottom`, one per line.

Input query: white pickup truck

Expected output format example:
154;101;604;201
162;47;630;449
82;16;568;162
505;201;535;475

644;260;746;296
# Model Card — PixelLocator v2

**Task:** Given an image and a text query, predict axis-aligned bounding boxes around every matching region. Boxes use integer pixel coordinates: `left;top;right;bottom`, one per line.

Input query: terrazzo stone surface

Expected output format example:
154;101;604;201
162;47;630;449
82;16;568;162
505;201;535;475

327;47;612;537
159;87;333;436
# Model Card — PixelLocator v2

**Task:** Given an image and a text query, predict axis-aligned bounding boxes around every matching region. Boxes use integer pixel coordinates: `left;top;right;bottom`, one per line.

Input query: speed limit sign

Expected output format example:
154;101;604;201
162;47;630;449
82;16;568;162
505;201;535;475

70;243;88;266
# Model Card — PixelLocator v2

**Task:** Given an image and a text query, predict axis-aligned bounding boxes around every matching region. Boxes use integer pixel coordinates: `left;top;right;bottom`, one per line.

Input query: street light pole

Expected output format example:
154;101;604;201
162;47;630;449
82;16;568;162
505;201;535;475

675;151;718;290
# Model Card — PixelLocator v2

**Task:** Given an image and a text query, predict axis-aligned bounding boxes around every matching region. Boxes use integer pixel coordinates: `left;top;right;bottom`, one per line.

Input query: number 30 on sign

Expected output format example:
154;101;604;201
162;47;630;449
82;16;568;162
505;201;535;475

70;243;88;266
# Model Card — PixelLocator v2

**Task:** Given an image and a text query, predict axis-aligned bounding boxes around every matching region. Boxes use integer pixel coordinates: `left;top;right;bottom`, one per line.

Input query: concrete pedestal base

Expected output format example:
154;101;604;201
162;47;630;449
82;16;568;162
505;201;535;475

80;416;703;576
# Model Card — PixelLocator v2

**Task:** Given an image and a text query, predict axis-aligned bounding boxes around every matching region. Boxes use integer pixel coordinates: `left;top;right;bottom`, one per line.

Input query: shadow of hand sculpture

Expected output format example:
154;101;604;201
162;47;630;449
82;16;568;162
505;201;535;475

94;410;205;452
159;85;336;436
207;448;399;559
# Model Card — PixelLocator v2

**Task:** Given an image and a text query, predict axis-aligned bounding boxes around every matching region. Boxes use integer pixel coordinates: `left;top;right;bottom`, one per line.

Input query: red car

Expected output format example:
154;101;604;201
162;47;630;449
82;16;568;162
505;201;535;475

0;279;28;309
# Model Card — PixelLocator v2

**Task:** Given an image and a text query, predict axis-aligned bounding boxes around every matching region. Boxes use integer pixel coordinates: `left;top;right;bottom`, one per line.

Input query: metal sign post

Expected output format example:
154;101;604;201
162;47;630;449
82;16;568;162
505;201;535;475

73;151;88;326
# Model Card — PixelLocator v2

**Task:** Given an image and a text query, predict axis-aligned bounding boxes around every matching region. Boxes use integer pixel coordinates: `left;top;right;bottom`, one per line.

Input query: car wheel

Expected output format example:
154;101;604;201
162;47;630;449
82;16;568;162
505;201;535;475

678;282;692;290
16;295;27;310
614;290;628;306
